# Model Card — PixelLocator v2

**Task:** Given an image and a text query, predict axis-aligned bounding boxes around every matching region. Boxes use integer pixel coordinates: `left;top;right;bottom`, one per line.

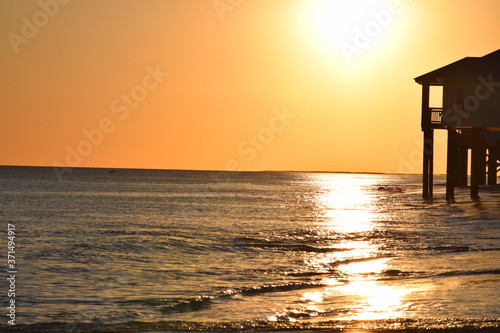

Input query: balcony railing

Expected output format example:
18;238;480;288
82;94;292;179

430;108;443;125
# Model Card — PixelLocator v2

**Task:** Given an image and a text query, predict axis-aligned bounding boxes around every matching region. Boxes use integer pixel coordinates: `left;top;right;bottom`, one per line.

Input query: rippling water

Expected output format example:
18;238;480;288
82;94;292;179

1;166;499;332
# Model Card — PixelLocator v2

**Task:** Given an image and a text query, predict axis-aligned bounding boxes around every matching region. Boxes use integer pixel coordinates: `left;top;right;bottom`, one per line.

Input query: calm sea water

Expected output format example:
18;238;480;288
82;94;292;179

1;166;500;332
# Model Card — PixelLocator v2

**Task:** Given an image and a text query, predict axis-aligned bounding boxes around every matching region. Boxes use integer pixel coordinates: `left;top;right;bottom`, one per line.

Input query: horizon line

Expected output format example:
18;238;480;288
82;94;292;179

0;163;427;176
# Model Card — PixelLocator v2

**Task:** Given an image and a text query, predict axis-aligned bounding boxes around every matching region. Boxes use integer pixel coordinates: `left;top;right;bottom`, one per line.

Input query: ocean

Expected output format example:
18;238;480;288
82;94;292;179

0;166;499;332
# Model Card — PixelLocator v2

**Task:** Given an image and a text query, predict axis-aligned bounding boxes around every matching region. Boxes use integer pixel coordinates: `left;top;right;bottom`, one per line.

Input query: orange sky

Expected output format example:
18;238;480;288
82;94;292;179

1;0;499;173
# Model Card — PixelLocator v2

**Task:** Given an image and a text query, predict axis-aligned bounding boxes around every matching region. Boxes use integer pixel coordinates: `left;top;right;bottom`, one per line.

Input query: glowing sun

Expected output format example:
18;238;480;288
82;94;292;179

300;0;403;65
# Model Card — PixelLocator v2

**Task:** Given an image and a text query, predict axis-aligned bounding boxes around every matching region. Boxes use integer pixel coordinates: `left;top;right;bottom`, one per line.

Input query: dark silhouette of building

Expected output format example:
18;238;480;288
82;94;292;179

414;49;500;201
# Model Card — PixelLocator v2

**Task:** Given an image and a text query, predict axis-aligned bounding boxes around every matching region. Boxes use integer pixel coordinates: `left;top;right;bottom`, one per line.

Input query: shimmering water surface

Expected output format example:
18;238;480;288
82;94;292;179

1;166;500;332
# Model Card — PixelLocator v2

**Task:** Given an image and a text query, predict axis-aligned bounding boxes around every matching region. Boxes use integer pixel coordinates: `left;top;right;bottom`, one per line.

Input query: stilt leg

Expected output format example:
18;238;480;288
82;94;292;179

446;129;456;202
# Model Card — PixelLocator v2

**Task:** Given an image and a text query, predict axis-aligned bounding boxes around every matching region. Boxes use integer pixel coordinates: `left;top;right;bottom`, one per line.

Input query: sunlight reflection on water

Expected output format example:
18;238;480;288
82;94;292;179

314;174;379;233
305;174;420;321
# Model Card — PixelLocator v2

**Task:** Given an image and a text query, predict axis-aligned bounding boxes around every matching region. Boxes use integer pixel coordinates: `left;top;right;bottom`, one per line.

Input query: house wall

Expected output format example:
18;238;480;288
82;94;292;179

442;78;500;128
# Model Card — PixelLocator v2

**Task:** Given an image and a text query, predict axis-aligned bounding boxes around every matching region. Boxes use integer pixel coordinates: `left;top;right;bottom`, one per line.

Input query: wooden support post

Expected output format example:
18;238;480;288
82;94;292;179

455;148;468;186
479;147;487;186
421;82;430;129
421;82;431;200
487;147;497;185
423;145;429;200
446;128;456;202
423;129;434;199
470;129;485;199
429;134;434;199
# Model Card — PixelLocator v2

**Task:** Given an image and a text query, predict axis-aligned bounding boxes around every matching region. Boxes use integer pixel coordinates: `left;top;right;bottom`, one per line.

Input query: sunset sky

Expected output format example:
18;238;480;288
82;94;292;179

1;0;499;173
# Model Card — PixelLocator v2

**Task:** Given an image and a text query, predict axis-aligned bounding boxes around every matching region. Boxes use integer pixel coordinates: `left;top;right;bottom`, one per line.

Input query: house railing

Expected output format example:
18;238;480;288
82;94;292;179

430;108;443;125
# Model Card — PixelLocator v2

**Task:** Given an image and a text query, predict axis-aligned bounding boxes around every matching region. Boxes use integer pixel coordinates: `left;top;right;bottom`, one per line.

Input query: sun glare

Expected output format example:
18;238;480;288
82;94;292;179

300;174;419;321
315;0;372;43
302;0;384;43
336;280;412;320
298;0;403;71
312;174;380;233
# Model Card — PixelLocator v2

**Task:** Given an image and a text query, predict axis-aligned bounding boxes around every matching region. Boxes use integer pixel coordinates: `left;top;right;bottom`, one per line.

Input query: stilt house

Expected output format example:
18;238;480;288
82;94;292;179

414;49;500;200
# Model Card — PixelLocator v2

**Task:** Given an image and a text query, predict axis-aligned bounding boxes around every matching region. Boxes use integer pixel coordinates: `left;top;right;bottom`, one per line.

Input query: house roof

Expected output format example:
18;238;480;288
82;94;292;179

414;49;500;85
